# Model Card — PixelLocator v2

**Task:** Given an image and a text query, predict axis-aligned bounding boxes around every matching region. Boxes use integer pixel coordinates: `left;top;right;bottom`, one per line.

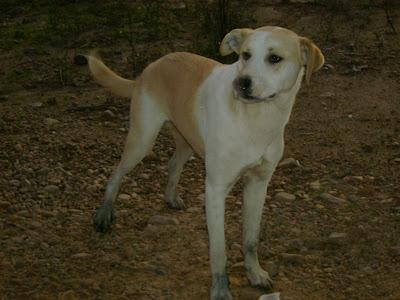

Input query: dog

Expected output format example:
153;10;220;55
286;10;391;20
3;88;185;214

88;26;324;300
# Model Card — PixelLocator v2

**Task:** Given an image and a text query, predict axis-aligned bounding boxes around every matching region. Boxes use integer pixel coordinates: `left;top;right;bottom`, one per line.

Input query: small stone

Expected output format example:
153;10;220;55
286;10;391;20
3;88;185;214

72;253;92;259
352;65;368;72
73;54;88;66
139;173;150;180
169;0;186;9
45;118;60;126
15;143;24;152
102;110;116;119
44;185;60;194
278;158;301;168
148;215;179;225
279;253;305;265
275;192;296;201
259;293;281;300
31;101;43;107
231;261;244;269
320;193;347;204
309;180;321;191
17;210;30;217
380;198;393;204
30;221;42;229
389;246;400;257
145;151;157;161
10;179;20;186
323;63;335;70
347;194;359;202
320;92;335;98
118;193;131;201
41;242;50;249
328;232;347;244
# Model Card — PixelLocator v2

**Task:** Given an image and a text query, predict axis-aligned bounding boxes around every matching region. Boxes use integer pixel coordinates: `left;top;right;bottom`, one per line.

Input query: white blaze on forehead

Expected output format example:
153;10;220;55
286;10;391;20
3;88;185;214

242;31;271;54
243;30;301;60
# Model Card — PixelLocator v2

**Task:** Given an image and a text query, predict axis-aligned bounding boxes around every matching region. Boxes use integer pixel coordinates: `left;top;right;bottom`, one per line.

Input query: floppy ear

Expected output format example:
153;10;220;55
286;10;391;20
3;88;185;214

300;37;325;84
220;28;254;56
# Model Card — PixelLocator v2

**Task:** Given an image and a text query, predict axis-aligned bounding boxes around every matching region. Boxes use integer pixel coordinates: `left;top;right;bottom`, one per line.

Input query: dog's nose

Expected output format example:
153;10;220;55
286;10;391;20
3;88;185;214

237;76;252;92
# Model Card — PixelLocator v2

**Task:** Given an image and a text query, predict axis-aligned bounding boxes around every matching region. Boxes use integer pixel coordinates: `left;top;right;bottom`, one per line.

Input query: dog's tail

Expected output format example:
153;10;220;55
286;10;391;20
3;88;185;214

87;53;135;98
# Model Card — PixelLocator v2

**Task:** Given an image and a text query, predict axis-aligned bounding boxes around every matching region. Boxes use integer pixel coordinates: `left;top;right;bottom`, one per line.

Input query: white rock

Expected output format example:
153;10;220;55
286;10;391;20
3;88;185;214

45;118;60;126
44;184;60;194
278;157;301;168
259;293;281;300
309;180;321;191
328;232;347;245
321;193;347;204
102;110;116;119
72;253;92;259
31;101;43;107
118;193;131;201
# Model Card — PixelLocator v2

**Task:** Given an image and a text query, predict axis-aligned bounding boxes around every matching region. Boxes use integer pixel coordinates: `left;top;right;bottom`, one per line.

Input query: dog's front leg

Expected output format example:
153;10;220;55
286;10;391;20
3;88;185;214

242;149;281;290
206;176;234;300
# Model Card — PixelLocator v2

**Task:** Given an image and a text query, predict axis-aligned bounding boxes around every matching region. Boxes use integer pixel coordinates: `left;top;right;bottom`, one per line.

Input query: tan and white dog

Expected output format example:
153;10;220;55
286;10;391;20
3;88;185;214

88;26;324;300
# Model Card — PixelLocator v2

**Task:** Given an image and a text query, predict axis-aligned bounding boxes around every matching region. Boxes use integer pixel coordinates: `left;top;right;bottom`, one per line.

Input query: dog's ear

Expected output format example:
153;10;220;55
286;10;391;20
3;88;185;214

300;37;324;84
220;28;254;56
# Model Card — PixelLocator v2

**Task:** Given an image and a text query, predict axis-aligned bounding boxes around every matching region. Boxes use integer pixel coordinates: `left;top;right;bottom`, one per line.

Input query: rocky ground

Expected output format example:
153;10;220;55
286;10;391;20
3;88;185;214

0;1;399;300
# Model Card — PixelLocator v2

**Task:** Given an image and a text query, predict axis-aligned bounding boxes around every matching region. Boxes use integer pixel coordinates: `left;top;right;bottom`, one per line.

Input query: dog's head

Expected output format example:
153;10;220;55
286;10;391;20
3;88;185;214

220;26;324;103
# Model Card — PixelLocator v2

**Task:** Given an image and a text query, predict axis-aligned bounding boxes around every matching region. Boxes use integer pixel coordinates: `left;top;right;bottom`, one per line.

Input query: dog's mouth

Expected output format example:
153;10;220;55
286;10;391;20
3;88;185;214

234;89;277;104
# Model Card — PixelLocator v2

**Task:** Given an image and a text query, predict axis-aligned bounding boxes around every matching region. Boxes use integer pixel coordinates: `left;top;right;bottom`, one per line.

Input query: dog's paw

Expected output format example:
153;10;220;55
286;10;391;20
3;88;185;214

246;267;273;290
93;205;114;232
166;196;186;210
210;274;232;300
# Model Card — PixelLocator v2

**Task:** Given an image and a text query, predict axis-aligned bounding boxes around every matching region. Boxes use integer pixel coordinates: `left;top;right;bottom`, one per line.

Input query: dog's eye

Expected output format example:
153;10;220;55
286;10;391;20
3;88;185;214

267;54;283;64
241;51;252;61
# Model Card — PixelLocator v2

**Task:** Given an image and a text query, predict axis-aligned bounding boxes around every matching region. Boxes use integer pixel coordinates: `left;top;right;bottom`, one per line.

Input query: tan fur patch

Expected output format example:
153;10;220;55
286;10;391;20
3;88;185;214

141;52;220;153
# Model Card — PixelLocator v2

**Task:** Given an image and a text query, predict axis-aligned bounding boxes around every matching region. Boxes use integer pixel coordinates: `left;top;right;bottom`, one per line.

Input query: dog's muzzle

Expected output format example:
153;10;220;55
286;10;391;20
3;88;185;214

233;77;277;103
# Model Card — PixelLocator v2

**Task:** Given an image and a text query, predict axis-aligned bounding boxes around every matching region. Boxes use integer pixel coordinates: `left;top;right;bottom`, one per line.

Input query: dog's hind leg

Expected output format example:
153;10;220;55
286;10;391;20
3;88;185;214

94;93;166;232
164;126;193;209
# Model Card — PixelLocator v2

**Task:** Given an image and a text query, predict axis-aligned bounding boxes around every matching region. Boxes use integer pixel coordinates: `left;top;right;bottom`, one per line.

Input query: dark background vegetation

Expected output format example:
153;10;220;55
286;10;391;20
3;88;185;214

0;0;398;90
